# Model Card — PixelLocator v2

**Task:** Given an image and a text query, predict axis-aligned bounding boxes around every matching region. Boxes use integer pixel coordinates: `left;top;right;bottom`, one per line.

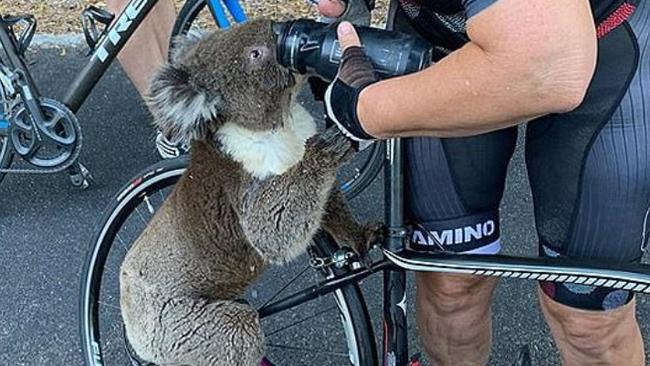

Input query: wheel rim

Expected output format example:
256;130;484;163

81;169;364;365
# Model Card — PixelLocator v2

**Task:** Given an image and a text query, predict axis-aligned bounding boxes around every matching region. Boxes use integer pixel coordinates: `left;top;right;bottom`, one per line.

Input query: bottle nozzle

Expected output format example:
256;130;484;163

272;20;294;70
272;21;287;38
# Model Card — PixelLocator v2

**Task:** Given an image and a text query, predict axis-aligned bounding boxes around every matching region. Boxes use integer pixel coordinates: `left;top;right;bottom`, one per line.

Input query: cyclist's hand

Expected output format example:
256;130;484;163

325;22;378;142
316;0;371;25
317;0;346;18
309;0;372;102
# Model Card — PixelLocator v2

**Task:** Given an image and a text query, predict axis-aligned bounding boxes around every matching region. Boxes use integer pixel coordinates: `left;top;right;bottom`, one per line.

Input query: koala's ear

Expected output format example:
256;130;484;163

169;30;205;65
146;64;223;145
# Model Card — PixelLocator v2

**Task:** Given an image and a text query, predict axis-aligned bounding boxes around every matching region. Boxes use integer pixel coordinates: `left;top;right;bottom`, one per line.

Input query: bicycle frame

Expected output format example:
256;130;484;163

0;0;246;115
62;0;162;113
206;0;247;28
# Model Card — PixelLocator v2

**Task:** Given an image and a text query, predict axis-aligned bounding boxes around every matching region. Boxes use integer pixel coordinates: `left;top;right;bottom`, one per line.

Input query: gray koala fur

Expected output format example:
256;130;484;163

120;19;381;366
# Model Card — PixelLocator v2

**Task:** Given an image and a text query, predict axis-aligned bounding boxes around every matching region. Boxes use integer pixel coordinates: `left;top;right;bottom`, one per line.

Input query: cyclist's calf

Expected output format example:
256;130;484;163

415;273;497;366
539;289;645;365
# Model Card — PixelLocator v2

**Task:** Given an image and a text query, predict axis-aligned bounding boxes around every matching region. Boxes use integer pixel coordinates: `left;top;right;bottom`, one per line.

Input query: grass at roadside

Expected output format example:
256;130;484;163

3;0;387;34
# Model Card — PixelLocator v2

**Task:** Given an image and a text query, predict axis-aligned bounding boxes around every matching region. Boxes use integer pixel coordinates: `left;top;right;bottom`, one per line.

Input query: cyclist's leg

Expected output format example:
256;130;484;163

415;274;498;365
526;6;649;364
410;127;515;365
394;7;517;365
107;0;176;95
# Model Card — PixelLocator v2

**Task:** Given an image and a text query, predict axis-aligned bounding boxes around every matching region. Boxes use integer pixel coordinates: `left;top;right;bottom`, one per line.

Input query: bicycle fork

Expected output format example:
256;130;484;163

382;138;410;366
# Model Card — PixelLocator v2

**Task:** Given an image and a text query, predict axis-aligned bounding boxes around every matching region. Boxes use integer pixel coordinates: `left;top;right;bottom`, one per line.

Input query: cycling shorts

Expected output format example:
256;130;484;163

397;1;650;310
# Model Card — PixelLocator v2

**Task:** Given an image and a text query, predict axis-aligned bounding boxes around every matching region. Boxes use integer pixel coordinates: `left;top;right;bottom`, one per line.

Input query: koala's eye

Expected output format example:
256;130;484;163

247;46;268;63
250;49;262;59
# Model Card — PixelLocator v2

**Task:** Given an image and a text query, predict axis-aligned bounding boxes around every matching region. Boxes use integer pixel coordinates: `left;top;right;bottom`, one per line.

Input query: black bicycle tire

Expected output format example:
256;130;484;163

343;142;385;199
170;0;385;200
79;157;377;366
171;0;207;41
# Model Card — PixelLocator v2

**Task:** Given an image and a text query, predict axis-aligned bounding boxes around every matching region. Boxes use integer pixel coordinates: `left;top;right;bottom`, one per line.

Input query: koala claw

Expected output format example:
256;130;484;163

349;222;386;268
363;222;387;250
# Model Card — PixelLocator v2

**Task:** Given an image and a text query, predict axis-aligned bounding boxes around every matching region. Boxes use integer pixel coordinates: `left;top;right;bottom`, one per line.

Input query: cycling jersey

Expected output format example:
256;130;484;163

398;0;650;310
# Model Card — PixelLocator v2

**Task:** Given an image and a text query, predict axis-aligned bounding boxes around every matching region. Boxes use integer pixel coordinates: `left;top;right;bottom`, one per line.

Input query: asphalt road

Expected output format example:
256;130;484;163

1;45;650;366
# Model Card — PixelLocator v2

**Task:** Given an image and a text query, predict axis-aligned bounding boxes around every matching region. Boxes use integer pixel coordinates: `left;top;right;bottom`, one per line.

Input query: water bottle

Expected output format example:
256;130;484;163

273;19;433;82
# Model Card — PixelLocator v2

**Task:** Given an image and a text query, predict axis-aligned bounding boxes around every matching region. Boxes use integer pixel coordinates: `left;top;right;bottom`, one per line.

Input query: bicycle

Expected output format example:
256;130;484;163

0;0;385;193
80;1;650;366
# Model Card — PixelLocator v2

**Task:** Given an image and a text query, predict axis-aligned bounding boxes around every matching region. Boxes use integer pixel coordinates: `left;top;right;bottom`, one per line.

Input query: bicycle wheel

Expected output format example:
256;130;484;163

172;0;385;200
79;158;377;366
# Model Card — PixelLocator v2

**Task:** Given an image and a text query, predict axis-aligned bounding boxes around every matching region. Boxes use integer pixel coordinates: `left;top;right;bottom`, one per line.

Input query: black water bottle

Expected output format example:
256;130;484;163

273;19;432;82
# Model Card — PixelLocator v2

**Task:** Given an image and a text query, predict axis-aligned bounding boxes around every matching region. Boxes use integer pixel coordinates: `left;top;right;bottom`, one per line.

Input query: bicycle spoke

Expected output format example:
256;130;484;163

259;265;311;309
134;206;149;226
265;305;338;337
158;189;165;202
99;301;121;311
102;265;119;277
115;233;129;253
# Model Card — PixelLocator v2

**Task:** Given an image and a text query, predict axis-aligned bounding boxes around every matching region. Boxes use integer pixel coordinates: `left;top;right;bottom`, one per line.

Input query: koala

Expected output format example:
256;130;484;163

119;19;382;366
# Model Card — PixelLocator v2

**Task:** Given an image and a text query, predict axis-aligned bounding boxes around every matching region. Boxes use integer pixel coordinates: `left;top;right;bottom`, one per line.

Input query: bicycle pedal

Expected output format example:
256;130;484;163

69;163;93;189
81;6;114;55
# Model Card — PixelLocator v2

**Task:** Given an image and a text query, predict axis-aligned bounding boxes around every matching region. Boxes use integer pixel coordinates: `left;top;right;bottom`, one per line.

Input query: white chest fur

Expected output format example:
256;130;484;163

216;103;317;179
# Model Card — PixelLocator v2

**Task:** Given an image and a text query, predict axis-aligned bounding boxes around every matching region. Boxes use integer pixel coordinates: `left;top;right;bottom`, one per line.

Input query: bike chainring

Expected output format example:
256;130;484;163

1;97;82;174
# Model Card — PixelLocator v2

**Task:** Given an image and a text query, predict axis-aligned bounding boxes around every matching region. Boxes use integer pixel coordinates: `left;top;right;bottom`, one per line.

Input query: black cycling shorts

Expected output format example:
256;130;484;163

397;2;650;310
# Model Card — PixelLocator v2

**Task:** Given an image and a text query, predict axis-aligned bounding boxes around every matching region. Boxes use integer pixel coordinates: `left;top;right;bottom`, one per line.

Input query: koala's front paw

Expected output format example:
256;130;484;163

307;127;355;164
350;222;386;268
362;222;387;251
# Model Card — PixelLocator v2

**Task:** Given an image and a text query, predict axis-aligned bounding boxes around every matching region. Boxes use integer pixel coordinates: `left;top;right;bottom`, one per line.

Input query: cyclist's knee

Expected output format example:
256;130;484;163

416;273;496;315
540;289;638;356
537;246;635;311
